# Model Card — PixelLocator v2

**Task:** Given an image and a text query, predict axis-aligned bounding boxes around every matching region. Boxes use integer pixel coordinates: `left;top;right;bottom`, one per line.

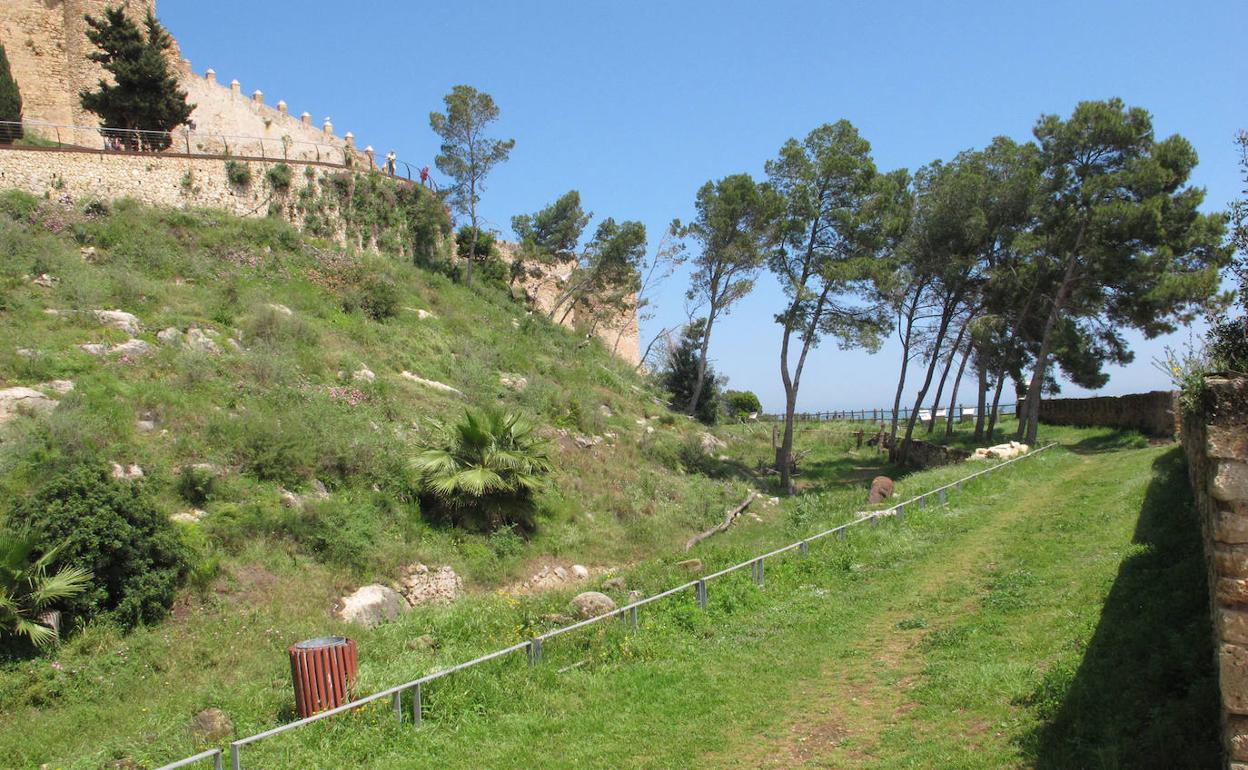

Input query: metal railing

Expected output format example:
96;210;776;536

157;442;1056;770
0;120;434;185
762;403;1019;424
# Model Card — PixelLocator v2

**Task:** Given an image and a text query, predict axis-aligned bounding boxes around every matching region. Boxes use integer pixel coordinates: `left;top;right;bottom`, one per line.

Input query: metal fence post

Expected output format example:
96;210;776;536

412;683;422;725
870;514;879;528
939;488;947;505
696;579;708;609
752;559;765;587
799;540;808;556
528;637;542;666
837;528;847;541
230;744;241;770
213;753;224;770
628;605;638;630
392;691;402;723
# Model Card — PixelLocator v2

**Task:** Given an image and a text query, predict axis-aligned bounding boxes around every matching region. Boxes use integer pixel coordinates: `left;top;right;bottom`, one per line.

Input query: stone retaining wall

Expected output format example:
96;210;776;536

1180;375;1248;768
0;145;329;222
1036;390;1178;438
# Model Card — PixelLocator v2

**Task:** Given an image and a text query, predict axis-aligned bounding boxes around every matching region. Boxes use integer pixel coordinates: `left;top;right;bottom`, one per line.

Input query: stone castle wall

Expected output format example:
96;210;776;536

0;145;324;221
1036;390;1179;438
1180;376;1248;768
0;0;370;164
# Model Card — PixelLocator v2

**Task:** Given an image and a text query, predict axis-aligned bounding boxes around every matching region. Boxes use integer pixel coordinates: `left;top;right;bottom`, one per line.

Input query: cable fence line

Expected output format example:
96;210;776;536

761;402;1019;424
157;442;1056;770
0;120;434;185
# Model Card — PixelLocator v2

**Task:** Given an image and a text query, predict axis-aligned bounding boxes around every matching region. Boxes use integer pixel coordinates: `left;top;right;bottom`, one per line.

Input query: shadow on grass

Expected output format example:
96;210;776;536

1065;429;1151;455
1019;447;1220;769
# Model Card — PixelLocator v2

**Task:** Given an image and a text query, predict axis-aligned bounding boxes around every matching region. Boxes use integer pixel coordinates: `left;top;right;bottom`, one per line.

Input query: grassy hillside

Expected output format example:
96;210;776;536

0;190;758;588
0;192;1212;769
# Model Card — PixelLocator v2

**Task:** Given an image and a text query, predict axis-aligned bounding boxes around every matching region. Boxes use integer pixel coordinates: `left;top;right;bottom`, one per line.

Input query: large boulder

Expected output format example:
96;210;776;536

973;441;1030;460
111;339;154;357
95;310;141;336
395;564;463;606
189;707;233;742
569;591;616;620
699;432;727;452
336;584;405;628
867;476;894;504
186;328;221;354
0;387;56;425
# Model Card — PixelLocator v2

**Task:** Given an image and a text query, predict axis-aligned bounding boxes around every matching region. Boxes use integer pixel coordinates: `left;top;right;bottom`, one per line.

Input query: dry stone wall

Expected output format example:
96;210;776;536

1181;375;1248;769
1036;390;1178;438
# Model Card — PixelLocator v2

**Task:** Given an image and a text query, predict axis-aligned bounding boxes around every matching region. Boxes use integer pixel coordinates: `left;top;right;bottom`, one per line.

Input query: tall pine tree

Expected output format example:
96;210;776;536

79;7;193;151
0;42;22;144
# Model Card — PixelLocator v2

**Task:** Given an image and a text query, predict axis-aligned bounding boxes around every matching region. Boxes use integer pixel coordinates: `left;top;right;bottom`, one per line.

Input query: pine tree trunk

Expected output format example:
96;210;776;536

945;340;972;437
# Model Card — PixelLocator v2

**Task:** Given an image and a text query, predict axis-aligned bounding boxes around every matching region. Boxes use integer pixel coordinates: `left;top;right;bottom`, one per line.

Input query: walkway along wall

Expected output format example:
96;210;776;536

1036;390;1179;438
1180;375;1248;768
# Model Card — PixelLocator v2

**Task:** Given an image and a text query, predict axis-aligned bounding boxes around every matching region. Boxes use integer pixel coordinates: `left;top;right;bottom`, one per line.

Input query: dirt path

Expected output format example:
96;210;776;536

699;452;1099;769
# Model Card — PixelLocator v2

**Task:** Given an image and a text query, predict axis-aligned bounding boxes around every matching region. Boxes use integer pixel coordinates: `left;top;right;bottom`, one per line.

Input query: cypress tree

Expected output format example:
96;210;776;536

79;7;193;151
0;42;23;144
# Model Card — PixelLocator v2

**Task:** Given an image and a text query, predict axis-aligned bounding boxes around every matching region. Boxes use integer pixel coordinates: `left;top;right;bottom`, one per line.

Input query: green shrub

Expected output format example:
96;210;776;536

723;389;762;421
237;417;315;487
412;408;553;532
176;465;216;507
224;160;252;188
345;275;400;321
265;163;293;194
9;464;188;629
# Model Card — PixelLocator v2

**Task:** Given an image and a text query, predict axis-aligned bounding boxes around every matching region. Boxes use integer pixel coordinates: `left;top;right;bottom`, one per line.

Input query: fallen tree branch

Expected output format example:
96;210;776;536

684;491;759;552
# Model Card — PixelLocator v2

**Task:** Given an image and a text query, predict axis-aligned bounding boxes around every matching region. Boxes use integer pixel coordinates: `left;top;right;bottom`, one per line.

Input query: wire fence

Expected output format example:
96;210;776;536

761;402;1019;425
0;120;435;185
153;441;1056;770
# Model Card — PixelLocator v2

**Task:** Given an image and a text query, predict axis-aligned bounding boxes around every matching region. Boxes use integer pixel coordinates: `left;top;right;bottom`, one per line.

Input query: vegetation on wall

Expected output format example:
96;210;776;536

0;42;23;145
223;159;251;188
79;7;194;151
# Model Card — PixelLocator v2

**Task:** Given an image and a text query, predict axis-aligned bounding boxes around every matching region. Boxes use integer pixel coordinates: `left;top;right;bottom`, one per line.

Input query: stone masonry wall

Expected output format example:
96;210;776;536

1;1;156;140
0;145;323;222
1180;375;1248;769
1;0;371;164
1037;390;1178;438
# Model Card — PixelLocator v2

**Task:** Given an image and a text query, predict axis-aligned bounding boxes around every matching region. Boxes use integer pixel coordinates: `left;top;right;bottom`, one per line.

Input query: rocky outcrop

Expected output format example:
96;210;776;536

569;591;616;620
336;584;405;628
0;387;57;425
395;564;463;606
189;708;233;742
972;441;1030;460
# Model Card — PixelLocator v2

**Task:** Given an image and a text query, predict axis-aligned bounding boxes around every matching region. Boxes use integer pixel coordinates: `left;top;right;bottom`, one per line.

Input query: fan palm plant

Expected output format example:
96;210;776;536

0;531;92;648
412;408;553;531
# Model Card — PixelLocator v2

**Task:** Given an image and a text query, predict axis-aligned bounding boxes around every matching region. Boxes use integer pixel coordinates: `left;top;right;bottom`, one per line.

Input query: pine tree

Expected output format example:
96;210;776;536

662;320;721;425
79;7;193;151
0;43;23;144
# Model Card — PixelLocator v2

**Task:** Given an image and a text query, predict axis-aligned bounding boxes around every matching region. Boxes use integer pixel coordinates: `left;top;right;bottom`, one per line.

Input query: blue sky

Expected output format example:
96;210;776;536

163;0;1245;412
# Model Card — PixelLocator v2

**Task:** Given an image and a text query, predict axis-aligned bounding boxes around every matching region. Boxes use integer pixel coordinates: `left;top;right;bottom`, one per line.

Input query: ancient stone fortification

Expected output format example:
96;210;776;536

1;0;366;161
0;145;325;221
1036;390;1178;438
499;242;641;365
0;0;641;363
1180;376;1248;768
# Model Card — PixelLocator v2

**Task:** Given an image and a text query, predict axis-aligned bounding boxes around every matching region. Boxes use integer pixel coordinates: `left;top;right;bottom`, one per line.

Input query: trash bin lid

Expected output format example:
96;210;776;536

294;635;349;650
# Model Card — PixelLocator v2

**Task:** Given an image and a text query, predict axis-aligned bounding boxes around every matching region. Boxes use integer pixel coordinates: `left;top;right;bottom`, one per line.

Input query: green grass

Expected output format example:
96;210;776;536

0;193;1215;768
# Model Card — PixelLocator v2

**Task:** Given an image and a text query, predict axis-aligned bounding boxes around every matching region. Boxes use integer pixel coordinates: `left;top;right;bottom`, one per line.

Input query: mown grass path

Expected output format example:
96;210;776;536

225;441;1214;769
700;444;1216;769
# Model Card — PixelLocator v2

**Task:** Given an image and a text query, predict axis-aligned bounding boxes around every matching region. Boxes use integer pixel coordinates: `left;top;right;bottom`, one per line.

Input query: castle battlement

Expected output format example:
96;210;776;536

0;0;375;166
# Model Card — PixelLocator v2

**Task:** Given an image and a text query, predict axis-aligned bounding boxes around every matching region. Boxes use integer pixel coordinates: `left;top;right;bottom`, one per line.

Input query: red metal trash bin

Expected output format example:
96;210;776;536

289;636;358;718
